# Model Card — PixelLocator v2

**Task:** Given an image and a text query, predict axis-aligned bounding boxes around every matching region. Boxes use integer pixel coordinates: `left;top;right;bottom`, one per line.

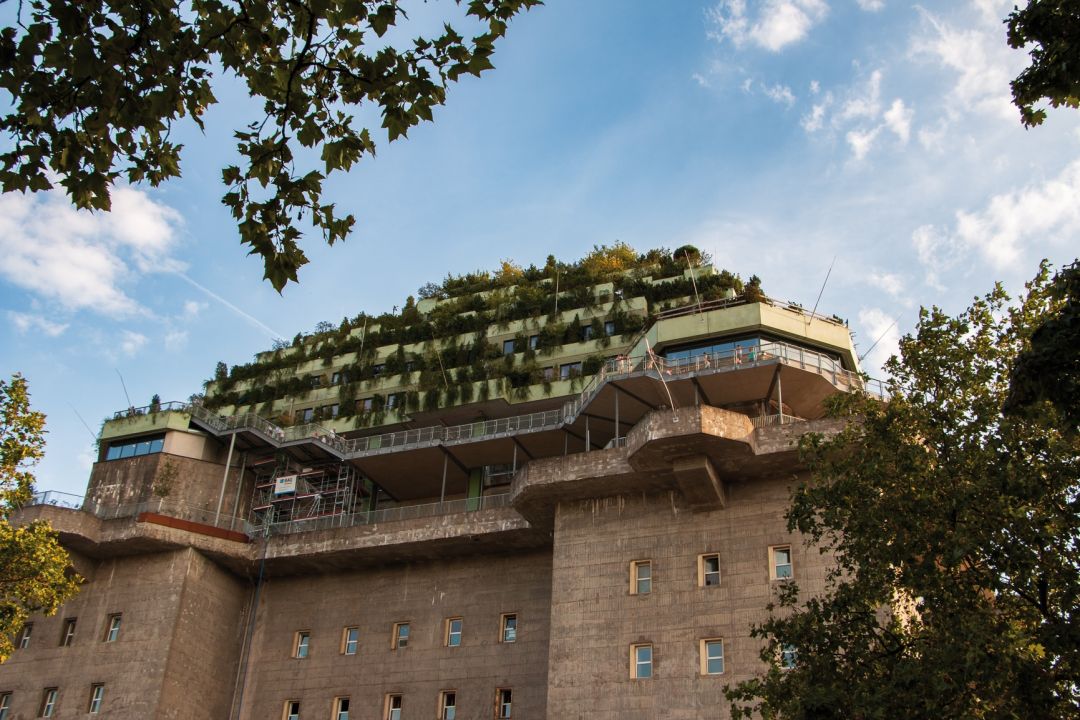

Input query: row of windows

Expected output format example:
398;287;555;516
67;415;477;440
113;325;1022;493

293;614;517;658
103;435;164;461
629;547;793;595
17;614;122;650
283;688;514;720
628;639;796;679
0;685;106;718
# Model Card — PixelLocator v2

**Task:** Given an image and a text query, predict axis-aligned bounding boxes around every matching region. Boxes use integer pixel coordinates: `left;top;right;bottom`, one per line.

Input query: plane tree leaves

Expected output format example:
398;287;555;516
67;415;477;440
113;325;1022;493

0;0;540;290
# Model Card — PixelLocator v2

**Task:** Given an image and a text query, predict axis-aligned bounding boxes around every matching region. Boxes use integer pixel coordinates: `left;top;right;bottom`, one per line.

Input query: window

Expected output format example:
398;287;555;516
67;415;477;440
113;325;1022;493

18;623;32;649
60;618;76;646
283;700;300;720
496;688;512;718
631;643;653;679
104;434;164;461
331;371;342;385
500;614;517;643
0;693;10;720
293;631;310;658
104;614;122;642
88;684;104;713
386;393;402;410
341;626;359;655
439;691;456;720
384;694;402;720
698;553;721;587
780;643;797;669
771;546;793;580
582;325;594;341
559;362;582;380
372;364;385;377
700;639;725;675
630;560;651;595
327;403;340;418
301;407;315;423
309;374;322;388
445;618;462;647
39;688;58;718
392;622;409;649
503;339;516;356
542;366;554;381
604;320;616;336
358;397;373;413
528;335;539;350
333;697;350;720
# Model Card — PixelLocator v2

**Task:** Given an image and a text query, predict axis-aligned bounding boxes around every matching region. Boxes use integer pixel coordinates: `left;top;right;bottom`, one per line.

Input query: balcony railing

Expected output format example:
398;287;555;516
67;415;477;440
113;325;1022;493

28;490;85;509
22;492;256;535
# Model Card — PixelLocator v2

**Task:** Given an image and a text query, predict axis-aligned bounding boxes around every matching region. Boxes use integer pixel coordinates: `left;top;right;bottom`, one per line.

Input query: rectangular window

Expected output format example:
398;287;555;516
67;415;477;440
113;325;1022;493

496;688;512;719
631;643;653;679
439;691;456;720
630;560;652;595
293;631;310;658
359;397;373;413
386;393;401;410
582;325;594;341
781;643;797;669
500;614;517;643
372;364;385;377
301;407;315;423
18;623;32;649
559;362;582;380
333;697;350;720
771;546;793;580
542;366;554;381
392;622;409;650
40;688;58;718
60;618;76;647
502;339;516;356
341;626;359;655
529;335;539;350
327;403;340;418
699;553;721;587
104;614;122;642
0;693;10;720
331;371;342;385
700;639;725;675
104;434;165;461
88;684;104;713
283;700;300;720
604;320;616;336
384;694;402;720
309;374;322;388
445;618;462;647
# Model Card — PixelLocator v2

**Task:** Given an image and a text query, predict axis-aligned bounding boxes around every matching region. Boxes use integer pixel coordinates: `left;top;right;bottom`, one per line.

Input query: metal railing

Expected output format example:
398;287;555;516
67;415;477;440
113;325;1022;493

28;490;85;509
265;492;513;535
112;401;188;420
23;492;256;535
114;342;886;462
750;414;807;428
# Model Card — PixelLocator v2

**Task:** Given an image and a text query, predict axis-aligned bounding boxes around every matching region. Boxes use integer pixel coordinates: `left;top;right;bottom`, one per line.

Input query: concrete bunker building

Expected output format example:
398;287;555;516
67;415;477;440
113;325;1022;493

2;252;883;719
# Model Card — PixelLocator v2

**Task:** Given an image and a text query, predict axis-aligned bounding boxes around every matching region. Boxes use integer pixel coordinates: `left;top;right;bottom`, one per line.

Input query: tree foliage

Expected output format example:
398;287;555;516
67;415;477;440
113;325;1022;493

1007;0;1080;126
0;0;540;290
727;264;1080;718
0;374;80;663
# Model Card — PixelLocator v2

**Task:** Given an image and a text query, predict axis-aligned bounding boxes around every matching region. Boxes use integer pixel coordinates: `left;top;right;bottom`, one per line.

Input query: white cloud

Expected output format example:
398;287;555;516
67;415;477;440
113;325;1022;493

763;83;797;106
838;69;882;122
120;330;148;357
164;329;189;351
0;187;186;318
883;98;913;142
182;300;207;321
855;0;884;10
910;158;1080;285
917;120;948;153
809;79;820;94
857;307;899;375
707;0;829;52
912;7;1022;122
7;311;69;337
868;271;904;298
802;93;832;132
846;126;881;160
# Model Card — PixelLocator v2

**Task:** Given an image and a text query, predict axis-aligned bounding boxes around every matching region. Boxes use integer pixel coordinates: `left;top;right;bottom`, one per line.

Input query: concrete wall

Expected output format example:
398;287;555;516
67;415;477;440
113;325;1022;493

545;475;827;720
237;550;552;720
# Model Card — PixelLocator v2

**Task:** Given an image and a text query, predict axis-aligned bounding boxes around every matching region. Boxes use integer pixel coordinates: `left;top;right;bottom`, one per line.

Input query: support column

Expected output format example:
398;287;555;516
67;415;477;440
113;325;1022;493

215;433;236;526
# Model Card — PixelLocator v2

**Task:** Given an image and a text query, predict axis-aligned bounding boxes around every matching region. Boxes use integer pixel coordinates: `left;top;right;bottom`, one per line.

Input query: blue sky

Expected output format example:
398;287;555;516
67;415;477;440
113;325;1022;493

2;0;1078;497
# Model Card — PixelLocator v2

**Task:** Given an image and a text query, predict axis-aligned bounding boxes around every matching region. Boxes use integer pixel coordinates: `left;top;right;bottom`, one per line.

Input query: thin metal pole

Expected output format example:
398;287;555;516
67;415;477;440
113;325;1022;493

585;416;590;453
229;452;247;530
512;443;517;474
614;392;620;444
215;433;236;525
777;372;784;425
440;454;448;504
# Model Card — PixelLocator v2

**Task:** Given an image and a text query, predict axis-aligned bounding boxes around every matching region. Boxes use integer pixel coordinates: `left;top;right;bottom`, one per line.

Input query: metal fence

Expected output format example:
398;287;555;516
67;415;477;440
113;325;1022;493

24;492;256;535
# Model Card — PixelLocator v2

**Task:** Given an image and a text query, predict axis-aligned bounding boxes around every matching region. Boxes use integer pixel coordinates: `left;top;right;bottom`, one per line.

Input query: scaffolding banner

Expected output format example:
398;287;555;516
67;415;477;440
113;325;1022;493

274;474;298;495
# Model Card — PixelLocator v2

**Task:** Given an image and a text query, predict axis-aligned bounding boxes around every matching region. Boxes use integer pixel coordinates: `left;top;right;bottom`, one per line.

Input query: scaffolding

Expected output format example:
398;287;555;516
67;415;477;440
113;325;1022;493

250;454;365;530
